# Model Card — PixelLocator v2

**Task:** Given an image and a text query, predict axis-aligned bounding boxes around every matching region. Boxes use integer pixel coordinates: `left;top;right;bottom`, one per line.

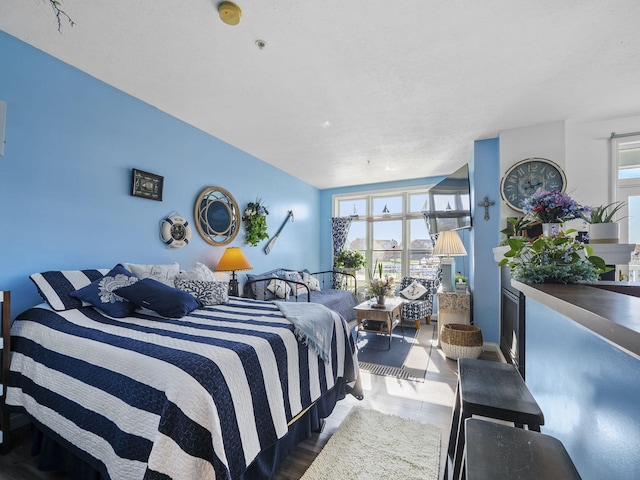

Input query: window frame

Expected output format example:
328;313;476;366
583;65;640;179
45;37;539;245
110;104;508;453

333;186;436;283
611;133;640;244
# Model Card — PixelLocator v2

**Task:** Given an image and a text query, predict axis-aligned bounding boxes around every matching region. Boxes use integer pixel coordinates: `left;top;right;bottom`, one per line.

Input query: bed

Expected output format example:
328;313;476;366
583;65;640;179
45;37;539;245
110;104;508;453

244;268;360;325
6;267;362;480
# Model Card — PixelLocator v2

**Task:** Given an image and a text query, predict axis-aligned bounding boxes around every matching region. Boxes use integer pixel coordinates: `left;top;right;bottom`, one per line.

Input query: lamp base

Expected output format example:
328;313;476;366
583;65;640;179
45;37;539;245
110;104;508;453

440;257;456;292
229;274;239;297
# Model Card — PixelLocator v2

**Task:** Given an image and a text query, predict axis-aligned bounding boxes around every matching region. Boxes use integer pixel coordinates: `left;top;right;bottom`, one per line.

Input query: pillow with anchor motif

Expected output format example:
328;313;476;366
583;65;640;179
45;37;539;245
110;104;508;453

400;280;428;300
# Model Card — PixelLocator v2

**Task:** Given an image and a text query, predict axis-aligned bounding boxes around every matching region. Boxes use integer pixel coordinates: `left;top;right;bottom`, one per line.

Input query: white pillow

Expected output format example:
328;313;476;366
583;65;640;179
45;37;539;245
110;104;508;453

124;262;180;287
401;280;428;300
284;271;308;295
175;262;216;282
302;271;321;292
267;278;291;299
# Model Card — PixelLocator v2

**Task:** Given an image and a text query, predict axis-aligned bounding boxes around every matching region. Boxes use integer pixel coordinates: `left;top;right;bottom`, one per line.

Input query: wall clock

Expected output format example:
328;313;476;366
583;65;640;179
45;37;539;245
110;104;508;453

500;157;566;212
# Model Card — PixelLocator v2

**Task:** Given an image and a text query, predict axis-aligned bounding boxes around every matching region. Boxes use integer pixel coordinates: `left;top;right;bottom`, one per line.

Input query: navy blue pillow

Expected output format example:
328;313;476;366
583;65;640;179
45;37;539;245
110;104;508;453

114;278;202;318
70;264;138;318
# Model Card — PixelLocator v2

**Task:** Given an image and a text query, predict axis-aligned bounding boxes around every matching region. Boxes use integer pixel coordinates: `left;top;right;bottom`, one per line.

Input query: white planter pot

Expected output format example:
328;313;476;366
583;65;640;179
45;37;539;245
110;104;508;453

589;223;619;244
541;223;562;237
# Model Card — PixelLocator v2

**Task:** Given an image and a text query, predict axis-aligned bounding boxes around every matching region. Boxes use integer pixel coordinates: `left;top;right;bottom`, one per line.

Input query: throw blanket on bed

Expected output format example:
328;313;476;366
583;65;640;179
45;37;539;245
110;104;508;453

275;301;335;363
7;297;361;480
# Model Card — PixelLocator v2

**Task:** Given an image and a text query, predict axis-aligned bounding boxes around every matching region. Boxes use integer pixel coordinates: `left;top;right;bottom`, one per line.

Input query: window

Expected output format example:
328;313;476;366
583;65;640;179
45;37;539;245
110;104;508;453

611;134;640;280
612;134;640;243
334;188;438;291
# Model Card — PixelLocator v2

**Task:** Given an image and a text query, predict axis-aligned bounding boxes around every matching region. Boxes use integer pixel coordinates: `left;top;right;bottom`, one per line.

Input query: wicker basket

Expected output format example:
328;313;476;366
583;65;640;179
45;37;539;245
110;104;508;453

440;324;483;360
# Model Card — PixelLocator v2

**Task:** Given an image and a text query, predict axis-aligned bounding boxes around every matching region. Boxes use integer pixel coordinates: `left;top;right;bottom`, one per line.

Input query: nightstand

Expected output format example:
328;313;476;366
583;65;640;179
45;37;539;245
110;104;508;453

437;288;471;348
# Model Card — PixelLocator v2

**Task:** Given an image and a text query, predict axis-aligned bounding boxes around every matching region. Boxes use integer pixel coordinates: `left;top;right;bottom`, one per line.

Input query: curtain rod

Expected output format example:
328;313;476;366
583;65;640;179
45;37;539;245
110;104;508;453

610;131;640;139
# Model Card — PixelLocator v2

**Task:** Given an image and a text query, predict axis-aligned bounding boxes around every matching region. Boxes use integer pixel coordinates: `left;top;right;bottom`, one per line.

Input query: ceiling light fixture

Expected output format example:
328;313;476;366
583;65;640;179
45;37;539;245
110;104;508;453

218;2;242;26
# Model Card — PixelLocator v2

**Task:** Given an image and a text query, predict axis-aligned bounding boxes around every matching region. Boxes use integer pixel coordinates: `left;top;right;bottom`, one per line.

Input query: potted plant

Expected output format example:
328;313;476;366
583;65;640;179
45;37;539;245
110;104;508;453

500;217;534;245
498;229;612;284
455;272;468;291
587;201;627;244
522;189;590;237
334;249;365;271
242;199;269;246
367;262;394;306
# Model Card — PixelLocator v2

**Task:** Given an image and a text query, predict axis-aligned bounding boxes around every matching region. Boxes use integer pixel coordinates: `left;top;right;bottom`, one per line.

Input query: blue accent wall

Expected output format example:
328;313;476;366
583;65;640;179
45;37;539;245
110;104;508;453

470;137;500;342
0;31;320;316
526;299;640;479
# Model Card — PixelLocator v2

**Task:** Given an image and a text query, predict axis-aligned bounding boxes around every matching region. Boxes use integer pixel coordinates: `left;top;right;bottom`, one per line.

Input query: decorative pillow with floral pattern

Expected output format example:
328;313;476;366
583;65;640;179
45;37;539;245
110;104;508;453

70;264;139;317
175;279;229;306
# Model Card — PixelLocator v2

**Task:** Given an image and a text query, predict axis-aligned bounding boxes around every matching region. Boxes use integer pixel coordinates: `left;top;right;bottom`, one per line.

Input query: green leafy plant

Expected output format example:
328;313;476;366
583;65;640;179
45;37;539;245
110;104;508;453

45;0;75;32
242;199;269;246
498;229;612;284
500;217;535;245
588;201;627;223
334;249;365;270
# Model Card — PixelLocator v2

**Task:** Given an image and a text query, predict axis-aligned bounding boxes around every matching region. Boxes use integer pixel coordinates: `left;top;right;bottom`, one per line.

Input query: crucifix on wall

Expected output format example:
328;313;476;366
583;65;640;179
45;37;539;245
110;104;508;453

477;196;495;221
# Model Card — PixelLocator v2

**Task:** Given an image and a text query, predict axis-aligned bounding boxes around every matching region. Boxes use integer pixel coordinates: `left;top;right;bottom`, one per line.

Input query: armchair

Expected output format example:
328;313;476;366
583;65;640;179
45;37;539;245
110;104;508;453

399;273;441;329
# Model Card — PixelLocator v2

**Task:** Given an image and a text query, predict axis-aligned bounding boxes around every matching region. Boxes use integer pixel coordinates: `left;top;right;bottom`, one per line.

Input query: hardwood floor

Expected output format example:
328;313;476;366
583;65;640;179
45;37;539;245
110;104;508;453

0;322;499;480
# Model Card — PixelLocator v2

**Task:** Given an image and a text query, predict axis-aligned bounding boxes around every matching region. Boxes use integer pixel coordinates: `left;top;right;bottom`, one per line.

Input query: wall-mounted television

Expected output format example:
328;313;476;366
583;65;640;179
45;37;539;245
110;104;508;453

426;163;472;234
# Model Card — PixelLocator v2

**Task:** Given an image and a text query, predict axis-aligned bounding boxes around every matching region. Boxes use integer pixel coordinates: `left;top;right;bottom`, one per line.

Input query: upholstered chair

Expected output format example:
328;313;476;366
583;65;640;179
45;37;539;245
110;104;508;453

399;272;441;329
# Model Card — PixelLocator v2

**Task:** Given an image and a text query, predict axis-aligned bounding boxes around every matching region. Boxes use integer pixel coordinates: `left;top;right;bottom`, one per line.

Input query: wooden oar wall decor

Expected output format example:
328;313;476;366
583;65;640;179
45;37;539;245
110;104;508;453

264;210;294;254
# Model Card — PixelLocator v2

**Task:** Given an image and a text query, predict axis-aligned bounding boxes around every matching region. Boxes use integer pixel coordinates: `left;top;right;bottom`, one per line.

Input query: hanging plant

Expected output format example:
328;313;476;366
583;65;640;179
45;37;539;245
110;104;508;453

45;0;75;32
242;199;269;246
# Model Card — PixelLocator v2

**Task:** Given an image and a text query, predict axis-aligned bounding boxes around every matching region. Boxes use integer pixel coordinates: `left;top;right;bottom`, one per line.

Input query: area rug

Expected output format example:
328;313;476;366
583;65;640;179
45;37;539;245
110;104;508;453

356;323;436;381
300;406;440;480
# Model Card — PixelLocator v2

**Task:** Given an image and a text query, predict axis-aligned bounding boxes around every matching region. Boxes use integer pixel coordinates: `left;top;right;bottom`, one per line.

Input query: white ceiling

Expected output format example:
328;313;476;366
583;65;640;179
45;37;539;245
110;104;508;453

2;1;640;189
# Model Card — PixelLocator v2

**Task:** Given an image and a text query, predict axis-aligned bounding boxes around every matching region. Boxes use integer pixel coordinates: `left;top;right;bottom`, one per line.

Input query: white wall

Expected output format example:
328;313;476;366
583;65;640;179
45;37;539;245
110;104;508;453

566;114;640;206
498;120;567;228
499;114;640;221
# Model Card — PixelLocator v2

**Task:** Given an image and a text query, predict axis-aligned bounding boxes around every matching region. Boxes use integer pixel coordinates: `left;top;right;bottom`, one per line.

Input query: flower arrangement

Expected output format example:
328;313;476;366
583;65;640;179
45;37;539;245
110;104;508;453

523;189;590;224
368;262;394;298
498;229;611;284
334;249;365;270
242;199;269;246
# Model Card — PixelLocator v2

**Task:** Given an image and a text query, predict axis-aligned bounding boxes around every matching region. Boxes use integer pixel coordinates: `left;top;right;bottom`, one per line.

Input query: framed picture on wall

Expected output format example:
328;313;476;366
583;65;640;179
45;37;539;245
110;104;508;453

131;168;164;201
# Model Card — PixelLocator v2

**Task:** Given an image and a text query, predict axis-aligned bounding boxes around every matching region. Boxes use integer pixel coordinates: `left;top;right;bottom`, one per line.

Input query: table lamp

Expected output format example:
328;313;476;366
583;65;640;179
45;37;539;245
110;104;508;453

215;247;253;296
433;230;467;292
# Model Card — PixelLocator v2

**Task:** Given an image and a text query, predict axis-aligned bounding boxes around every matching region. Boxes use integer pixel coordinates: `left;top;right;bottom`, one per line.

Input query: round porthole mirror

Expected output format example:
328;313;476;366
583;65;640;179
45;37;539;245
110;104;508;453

194;186;240;246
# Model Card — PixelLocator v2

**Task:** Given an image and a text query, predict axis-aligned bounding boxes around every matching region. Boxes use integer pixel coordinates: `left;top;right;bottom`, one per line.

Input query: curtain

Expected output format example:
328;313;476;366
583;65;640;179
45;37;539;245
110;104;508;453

422;211;438;244
331;217;353;288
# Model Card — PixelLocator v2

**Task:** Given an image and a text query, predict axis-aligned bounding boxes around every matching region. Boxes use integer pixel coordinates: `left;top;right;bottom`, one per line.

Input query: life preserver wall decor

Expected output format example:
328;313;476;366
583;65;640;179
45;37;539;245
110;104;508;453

161;214;192;248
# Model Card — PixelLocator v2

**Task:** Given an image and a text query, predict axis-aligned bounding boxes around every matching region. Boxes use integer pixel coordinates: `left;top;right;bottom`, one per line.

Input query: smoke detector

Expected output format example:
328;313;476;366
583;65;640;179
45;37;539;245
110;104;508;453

218;2;242;26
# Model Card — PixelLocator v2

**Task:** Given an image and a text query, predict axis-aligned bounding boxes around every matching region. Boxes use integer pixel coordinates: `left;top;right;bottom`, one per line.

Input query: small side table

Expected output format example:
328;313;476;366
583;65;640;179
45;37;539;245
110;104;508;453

437;288;471;348
354;297;404;350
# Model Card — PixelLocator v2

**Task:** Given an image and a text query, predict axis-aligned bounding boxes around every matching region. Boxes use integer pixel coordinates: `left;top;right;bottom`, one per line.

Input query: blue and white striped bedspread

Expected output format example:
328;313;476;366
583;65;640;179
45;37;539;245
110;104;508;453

7;297;360;480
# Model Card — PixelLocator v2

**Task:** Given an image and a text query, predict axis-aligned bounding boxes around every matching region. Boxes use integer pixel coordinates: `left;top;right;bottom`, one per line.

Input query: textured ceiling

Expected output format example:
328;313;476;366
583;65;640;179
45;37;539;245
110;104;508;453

2;1;640;189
